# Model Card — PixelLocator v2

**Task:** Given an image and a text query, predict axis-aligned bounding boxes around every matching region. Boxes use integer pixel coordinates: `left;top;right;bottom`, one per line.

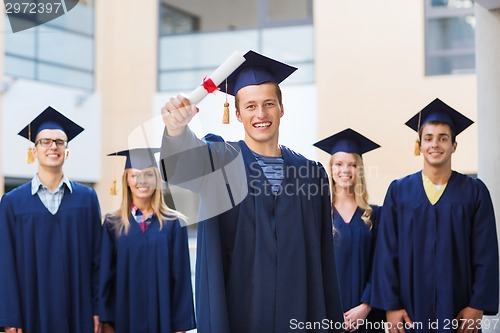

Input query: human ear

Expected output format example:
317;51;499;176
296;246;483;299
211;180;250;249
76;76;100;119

236;109;242;123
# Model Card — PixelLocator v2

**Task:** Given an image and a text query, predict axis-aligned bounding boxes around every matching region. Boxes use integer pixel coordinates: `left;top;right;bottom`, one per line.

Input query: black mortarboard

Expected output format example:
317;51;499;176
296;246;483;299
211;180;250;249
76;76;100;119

314;128;380;156
108;148;161;170
218;50;297;96
18;106;84;143
405;98;474;135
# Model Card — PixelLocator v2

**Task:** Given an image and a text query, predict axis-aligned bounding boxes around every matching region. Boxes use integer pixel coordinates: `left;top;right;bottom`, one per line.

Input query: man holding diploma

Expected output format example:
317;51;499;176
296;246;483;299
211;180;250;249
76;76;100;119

160;51;344;333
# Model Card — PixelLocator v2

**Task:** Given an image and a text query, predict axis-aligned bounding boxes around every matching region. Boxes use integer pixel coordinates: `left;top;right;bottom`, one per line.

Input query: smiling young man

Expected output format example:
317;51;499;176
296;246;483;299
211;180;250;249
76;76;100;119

0;106;102;333
160;51;343;333
371;98;499;333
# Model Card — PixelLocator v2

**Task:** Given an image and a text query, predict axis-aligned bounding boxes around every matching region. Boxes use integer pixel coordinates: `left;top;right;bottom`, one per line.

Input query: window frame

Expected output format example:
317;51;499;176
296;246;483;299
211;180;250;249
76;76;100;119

424;0;476;76
3;2;96;91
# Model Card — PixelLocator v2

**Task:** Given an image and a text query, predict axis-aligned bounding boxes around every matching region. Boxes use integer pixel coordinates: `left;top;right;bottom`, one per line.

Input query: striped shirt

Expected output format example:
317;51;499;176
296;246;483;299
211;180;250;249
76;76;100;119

31;174;73;215
131;204;154;233
252;151;284;194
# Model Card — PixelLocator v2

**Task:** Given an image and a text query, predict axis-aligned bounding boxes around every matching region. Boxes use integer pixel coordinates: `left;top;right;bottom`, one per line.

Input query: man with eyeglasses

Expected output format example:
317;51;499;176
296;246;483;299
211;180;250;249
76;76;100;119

0;106;103;333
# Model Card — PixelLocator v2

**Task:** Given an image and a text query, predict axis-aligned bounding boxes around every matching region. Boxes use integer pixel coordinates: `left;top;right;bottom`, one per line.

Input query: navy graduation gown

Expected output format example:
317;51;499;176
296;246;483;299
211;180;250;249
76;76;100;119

371;171;499;333
98;214;196;333
333;206;384;333
161;130;344;333
0;181;102;333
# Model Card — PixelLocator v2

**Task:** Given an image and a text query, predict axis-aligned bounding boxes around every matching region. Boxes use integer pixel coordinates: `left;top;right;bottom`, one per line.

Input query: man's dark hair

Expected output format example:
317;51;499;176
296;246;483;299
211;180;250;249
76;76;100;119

419;121;457;144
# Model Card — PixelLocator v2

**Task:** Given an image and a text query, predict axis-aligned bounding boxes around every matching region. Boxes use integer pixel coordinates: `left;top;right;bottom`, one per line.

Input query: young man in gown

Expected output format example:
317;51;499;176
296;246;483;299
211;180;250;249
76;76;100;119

160;51;344;333
0;106;102;333
371;98;499;333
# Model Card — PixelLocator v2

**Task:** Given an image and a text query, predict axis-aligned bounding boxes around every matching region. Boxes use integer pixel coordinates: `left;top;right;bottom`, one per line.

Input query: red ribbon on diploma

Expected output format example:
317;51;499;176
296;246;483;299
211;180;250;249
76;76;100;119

202;77;219;94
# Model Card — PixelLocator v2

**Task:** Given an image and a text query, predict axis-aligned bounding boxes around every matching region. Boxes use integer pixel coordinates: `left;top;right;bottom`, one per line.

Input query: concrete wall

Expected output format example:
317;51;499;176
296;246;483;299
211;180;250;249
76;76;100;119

475;3;500;330
94;0;159;216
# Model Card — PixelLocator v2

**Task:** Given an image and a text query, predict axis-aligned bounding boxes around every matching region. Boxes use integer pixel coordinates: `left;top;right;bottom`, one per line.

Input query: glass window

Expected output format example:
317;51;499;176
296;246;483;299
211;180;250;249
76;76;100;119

159;3;200;36
46;0;94;35
159;0;312;33
158;0;314;91
261;25;314;61
38;63;93;90
265;0;312;25
159;0;259;32
158;26;314;91
431;0;473;8
425;0;475;75
4;1;95;90
38;27;94;71
427;16;475;51
3;56;36;79
3;18;36;58
159;30;259;71
426;54;475;75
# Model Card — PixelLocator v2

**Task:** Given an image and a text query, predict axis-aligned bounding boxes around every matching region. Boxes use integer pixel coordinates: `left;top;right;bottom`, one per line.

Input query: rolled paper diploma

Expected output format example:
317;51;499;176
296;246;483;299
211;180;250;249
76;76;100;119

187;51;246;105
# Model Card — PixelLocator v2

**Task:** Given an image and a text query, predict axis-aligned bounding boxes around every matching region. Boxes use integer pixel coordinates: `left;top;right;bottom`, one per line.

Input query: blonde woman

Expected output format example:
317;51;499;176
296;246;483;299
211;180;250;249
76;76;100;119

99;148;195;333
314;129;384;333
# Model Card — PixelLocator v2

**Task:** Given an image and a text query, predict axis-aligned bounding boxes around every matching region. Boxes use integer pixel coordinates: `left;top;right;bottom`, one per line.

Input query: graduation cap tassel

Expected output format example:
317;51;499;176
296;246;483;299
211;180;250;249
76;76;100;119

223;102;230;124
222;79;230;124
414;139;421;156
414;111;422;156
27;147;35;164
109;152;118;196
109;179;117;196
27;123;35;164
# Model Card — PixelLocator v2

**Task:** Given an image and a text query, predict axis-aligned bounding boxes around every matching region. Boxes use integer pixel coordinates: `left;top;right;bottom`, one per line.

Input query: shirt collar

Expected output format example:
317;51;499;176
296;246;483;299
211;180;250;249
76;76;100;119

131;203;155;220
31;174;73;195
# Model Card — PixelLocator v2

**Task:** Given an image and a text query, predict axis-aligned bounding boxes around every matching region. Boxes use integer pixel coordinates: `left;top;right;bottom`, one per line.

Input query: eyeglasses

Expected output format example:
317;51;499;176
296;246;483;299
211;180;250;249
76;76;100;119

35;138;68;149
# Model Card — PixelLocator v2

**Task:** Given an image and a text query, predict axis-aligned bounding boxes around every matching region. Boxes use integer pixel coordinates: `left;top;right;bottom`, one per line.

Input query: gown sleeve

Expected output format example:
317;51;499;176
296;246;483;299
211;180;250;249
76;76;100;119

169;220;196;331
318;164;345;331
361;205;381;304
0;195;23;328
98;219;117;323
468;179;499;315
371;180;403;310
90;190;102;315
159;126;209;192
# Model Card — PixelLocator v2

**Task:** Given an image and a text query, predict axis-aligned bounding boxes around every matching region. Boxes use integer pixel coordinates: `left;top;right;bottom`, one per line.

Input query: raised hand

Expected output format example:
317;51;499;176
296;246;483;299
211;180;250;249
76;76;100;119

161;94;199;137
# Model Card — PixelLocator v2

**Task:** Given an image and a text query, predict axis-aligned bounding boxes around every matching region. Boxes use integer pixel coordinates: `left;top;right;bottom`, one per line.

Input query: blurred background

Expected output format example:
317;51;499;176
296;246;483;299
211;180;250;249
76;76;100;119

1;1;499;331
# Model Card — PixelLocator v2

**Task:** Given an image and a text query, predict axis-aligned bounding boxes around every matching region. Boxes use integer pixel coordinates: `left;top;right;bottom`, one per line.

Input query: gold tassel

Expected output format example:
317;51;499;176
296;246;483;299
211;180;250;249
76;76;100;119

223;102;230;124
27;123;34;164
222;79;230;124
414;111;422;156
110;151;118;195
109;179;117;196
414;139;421;156
27;147;35;164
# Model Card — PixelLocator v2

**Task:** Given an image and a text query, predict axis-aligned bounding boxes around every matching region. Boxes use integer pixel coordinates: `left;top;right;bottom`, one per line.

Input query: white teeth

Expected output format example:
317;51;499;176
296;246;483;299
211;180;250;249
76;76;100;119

254;122;271;128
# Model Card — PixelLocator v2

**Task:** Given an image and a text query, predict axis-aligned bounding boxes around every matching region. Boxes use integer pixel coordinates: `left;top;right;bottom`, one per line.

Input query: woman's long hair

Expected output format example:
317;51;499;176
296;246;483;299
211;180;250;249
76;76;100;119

110;167;186;234
329;153;372;229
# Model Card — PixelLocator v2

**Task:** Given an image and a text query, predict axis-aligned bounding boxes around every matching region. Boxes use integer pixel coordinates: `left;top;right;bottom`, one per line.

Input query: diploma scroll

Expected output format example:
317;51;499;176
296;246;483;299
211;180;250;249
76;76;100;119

187;51;246;105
